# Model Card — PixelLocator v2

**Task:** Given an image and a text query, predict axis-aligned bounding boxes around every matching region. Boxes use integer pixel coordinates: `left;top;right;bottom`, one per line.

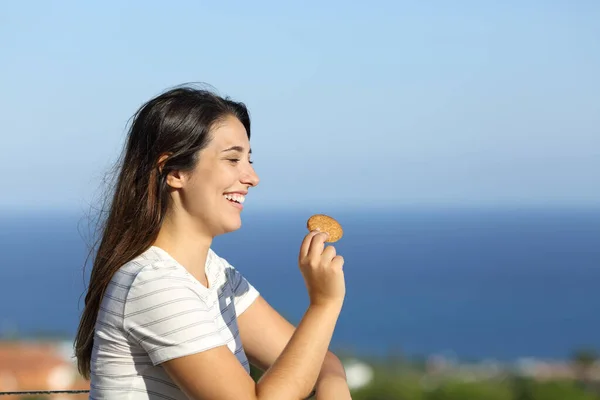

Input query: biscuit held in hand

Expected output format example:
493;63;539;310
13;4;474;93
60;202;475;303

306;214;343;243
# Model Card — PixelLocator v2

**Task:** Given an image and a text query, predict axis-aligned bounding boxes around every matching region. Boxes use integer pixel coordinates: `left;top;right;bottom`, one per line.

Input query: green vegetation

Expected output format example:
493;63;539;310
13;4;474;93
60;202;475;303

349;377;600;400
248;359;600;400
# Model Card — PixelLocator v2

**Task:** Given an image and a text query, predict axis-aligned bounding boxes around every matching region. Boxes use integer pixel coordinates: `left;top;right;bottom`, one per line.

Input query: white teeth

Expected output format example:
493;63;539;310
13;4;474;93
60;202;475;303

224;194;246;204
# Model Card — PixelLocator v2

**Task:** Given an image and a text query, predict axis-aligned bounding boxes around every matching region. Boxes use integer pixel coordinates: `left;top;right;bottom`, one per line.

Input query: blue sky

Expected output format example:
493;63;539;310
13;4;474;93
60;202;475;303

2;1;599;212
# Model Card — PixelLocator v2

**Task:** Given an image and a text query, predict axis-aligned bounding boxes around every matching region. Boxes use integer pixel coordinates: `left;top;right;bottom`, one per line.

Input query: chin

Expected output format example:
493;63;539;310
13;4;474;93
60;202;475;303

226;220;242;232
218;216;242;235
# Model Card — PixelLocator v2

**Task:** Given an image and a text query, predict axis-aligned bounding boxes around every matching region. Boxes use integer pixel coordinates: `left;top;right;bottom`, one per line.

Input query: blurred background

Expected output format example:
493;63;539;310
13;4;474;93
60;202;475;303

1;1;599;399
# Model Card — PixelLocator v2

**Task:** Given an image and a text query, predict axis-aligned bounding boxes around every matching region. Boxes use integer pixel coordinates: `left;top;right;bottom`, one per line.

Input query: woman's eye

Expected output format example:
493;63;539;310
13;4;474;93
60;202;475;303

228;158;253;165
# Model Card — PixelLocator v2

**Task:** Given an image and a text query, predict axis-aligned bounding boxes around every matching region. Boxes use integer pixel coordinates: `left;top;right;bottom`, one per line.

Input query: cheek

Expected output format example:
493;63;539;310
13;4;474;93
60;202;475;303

187;164;238;204
219;166;240;187
184;176;214;206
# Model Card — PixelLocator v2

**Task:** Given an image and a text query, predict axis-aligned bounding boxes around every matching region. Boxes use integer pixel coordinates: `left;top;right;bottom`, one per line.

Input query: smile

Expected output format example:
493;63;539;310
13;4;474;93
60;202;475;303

224;193;245;210
223;193;245;204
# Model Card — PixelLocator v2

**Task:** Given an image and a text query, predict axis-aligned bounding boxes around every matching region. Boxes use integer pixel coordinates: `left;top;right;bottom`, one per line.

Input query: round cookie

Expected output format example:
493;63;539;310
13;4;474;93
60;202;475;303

307;214;343;243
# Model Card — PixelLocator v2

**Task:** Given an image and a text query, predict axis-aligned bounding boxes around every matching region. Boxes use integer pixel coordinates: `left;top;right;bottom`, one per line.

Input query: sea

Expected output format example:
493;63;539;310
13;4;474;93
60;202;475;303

0;207;598;363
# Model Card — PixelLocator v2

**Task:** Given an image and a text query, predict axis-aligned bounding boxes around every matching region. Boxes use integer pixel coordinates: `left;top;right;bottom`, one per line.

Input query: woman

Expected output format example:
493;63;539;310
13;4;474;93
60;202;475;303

74;85;351;399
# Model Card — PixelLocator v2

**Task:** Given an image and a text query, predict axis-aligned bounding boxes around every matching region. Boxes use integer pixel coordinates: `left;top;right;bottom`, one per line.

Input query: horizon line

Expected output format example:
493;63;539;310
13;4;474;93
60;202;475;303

1;203;600;218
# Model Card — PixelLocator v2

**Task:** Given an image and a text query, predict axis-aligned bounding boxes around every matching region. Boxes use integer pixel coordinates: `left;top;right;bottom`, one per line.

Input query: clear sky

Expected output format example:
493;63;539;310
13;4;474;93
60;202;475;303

2;1;599;212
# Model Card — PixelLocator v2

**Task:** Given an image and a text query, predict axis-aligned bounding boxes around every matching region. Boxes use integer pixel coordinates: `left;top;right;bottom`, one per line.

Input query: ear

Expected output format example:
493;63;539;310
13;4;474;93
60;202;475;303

166;170;185;189
157;153;185;189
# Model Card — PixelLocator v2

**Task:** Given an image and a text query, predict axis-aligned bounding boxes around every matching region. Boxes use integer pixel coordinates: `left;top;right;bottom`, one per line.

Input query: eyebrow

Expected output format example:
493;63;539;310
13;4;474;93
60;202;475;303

221;146;252;154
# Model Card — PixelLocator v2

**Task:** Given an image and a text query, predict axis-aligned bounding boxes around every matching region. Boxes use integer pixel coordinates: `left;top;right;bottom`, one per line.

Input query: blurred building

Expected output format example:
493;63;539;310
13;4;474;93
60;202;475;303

0;340;89;400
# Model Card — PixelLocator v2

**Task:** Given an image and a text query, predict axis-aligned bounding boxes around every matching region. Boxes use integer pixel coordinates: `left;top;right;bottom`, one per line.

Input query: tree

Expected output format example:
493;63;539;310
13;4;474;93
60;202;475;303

571;348;598;385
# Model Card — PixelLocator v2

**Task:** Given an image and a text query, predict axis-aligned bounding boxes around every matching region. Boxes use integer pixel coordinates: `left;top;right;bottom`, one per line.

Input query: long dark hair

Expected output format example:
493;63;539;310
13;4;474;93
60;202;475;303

74;84;251;379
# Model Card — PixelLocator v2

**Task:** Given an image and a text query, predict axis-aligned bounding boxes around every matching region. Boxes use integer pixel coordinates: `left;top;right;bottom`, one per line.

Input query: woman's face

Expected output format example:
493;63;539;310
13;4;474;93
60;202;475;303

174;114;259;237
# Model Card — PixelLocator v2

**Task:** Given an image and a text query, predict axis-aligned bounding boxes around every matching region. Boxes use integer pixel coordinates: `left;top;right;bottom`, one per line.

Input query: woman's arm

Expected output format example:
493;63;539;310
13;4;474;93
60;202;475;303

162;303;342;400
238;295;350;398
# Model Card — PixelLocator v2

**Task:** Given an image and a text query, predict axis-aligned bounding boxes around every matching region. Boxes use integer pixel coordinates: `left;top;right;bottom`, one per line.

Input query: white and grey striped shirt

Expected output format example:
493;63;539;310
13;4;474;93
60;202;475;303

89;246;260;399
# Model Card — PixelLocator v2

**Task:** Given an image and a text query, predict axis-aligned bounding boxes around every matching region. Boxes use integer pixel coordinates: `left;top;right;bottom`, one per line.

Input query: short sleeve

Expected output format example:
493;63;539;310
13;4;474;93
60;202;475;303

123;270;227;366
224;261;260;317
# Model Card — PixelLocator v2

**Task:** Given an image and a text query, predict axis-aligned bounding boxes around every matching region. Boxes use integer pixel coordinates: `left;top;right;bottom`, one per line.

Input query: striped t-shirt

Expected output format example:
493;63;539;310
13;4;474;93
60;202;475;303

89;246;260;399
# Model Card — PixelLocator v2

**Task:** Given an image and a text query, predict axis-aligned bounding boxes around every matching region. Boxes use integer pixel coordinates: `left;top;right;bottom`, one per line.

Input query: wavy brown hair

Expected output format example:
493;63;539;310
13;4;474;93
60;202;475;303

74;84;251;379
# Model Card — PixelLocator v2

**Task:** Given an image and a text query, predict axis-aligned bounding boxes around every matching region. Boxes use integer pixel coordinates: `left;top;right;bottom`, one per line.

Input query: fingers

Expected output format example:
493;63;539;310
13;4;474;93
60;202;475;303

321;245;337;264
307;232;329;263
299;231;339;269
330;255;344;270
300;230;321;260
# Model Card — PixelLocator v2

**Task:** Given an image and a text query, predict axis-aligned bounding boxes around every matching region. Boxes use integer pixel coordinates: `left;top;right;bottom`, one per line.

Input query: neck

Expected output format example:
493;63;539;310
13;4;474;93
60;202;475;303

152;210;213;286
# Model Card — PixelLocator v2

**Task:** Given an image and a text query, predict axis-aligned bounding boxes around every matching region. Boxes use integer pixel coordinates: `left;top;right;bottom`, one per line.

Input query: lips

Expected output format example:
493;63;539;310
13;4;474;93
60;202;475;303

223;191;247;210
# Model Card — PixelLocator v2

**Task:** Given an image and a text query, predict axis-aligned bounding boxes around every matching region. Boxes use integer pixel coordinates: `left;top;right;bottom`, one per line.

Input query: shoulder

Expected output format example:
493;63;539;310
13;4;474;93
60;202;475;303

208;249;260;311
120;247;201;304
208;248;243;282
207;248;232;269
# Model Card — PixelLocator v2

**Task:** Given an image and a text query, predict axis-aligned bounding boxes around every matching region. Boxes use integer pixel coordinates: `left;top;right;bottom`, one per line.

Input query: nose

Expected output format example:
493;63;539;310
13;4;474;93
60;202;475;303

241;164;260;187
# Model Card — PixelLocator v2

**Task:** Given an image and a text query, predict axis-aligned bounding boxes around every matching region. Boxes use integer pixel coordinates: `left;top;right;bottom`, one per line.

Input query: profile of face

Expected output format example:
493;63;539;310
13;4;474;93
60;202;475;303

166;114;259;237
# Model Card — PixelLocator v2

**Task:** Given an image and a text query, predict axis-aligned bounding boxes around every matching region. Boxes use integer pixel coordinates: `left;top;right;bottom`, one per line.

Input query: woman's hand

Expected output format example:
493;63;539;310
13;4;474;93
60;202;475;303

298;230;346;309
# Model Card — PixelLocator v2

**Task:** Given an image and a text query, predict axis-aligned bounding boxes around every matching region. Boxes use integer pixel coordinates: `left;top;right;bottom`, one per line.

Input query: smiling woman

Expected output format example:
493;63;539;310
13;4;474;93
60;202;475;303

74;84;351;400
